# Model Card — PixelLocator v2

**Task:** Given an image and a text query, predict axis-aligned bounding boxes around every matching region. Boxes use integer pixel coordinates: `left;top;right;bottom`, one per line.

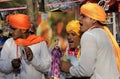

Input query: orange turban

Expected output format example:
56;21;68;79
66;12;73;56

80;3;106;23
66;20;80;36
6;14;31;30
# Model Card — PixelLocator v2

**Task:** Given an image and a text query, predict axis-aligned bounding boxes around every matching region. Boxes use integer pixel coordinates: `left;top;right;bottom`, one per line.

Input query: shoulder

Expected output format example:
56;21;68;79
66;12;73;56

81;30;95;39
82;28;104;38
37;41;47;46
29;41;47;47
81;30;98;44
5;37;13;42
4;38;14;45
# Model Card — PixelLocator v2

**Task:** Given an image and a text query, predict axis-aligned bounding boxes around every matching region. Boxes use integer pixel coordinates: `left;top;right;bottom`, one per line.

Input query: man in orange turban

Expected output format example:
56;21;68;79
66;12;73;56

7;14;31;30
0;13;51;79
60;3;120;79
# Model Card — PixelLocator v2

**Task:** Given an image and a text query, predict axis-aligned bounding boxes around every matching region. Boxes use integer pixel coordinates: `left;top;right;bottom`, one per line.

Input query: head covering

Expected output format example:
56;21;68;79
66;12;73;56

15;34;44;46
6;14;31;30
66;20;80;36
80;3;106;23
6;14;13;22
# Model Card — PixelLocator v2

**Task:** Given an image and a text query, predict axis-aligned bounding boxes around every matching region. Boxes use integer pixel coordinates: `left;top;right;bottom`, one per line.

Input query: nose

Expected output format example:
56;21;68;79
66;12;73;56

78;16;82;22
9;29;14;34
67;34;72;41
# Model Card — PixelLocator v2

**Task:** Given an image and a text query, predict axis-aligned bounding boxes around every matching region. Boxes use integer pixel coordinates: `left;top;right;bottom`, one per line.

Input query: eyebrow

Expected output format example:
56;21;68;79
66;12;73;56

79;14;86;17
9;26;16;30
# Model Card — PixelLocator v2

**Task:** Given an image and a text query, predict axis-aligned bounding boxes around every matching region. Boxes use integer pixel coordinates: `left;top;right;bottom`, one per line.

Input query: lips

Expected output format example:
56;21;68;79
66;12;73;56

68;40;74;43
80;23;83;26
68;41;75;48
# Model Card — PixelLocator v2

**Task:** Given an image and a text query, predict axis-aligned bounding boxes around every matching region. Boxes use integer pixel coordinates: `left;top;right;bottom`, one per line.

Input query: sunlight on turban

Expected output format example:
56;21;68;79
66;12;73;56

66;20;80;36
6;14;31;30
80;3;106;24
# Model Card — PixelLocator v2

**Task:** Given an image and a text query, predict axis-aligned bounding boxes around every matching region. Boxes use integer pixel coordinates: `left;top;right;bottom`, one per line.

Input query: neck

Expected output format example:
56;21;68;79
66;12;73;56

70;46;80;51
22;33;29;39
90;23;104;30
70;48;75;51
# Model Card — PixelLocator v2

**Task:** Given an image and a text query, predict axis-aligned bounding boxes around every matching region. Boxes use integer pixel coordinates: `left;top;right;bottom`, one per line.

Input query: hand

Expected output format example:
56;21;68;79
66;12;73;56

0;46;3;48
11;58;21;69
60;60;72;73
24;46;33;61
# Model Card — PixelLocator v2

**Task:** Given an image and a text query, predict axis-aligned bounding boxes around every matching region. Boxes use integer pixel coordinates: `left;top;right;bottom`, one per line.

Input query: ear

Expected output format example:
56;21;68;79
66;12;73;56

91;18;97;24
20;29;27;33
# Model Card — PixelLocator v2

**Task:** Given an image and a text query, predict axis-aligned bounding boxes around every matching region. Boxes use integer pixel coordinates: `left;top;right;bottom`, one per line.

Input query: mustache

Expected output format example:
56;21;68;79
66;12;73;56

79;23;83;26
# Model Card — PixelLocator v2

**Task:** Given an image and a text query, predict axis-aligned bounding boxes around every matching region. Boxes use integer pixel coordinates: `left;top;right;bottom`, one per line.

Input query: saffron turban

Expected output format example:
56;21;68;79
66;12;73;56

80;3;106;24
6;14;31;30
66;20;80;36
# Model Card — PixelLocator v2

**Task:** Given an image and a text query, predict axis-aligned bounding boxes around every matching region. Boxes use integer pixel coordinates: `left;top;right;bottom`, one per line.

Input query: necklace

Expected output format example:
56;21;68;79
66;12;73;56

68;46;80;59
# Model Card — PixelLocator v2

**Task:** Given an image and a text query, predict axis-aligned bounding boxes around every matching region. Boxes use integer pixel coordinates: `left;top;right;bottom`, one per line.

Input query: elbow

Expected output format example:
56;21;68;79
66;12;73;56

36;62;51;73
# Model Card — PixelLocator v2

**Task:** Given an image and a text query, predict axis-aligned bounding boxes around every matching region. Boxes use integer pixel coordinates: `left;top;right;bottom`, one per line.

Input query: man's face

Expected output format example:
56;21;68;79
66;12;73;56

0;33;2;37
78;13;94;32
9;26;23;40
67;30;80;48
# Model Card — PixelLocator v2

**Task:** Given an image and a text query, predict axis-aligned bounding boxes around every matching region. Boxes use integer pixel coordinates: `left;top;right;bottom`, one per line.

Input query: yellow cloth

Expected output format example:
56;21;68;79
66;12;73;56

6;14;31;30
66;20;80;36
80;3;106;24
103;26;120;73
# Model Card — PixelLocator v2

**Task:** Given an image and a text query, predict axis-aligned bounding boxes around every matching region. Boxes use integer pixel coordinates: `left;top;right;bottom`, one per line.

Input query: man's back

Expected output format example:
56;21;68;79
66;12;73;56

79;28;119;79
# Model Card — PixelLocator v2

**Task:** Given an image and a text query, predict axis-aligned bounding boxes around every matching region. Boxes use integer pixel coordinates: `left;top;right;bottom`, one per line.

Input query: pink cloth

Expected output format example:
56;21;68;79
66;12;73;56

51;46;62;78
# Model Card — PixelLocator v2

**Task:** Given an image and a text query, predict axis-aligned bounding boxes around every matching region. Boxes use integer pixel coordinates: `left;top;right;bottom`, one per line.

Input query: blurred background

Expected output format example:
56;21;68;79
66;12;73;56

0;0;120;47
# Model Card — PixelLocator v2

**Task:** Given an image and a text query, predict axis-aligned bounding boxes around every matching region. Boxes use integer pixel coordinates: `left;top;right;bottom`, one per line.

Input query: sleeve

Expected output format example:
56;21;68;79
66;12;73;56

30;41;52;73
0;39;13;74
70;32;97;77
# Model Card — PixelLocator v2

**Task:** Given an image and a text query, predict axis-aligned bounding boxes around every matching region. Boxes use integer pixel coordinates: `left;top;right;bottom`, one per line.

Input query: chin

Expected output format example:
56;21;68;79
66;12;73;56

80;28;84;32
13;37;19;40
13;38;17;40
69;45;75;48
82;29;88;32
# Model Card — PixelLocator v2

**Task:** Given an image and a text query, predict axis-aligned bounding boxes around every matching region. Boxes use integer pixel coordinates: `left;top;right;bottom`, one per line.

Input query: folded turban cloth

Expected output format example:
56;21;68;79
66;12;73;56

80;3;106;24
6;14;31;30
66;20;80;36
103;26;120;73
15;34;44;46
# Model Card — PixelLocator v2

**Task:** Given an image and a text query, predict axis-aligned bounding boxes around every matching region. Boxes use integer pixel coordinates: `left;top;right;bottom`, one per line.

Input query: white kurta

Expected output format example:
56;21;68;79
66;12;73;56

70;28;119;79
0;38;51;79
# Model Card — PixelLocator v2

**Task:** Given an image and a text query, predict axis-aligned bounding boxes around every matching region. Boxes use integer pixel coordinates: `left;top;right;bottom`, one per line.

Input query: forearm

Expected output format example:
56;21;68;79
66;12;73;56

31;55;51;72
0;59;13;74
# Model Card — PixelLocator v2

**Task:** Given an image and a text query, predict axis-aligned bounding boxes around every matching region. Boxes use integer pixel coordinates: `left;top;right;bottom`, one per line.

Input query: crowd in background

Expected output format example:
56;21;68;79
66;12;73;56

0;2;120;79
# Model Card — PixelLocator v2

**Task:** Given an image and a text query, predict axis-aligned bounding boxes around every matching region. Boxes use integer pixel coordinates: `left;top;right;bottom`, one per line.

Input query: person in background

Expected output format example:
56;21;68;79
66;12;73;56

0;29;8;54
60;2;120;79
36;13;53;48
61;20;88;79
0;13;51;79
0;30;8;79
60;20;80;79
49;37;62;79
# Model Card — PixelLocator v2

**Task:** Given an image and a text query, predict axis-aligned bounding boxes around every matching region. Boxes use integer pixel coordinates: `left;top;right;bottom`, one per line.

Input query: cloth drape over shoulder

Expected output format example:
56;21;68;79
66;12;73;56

15;34;44;46
103;26;120;73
